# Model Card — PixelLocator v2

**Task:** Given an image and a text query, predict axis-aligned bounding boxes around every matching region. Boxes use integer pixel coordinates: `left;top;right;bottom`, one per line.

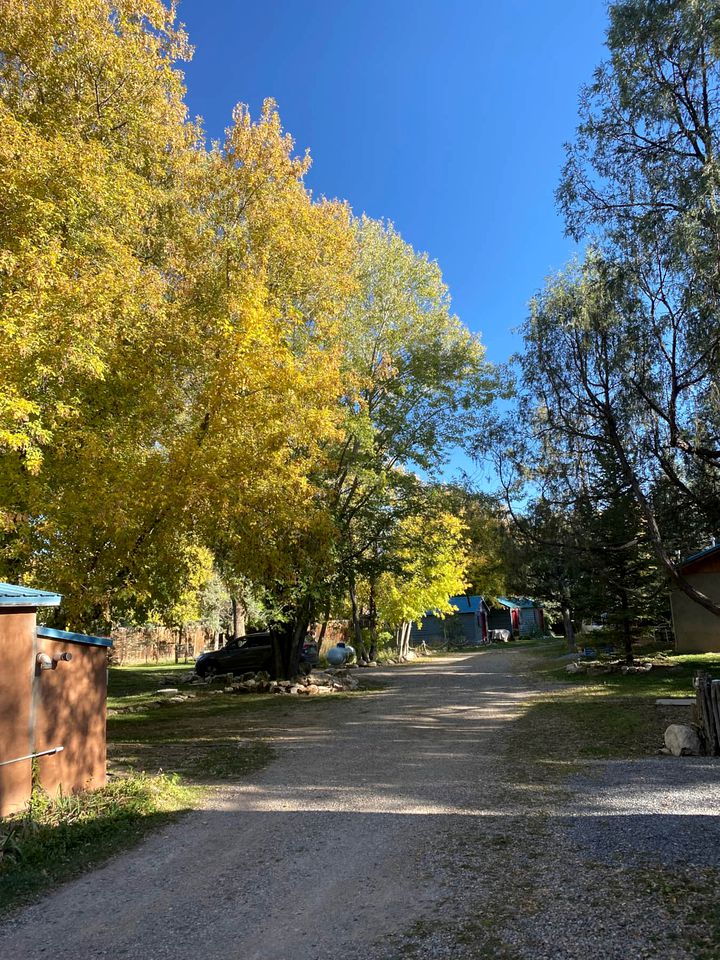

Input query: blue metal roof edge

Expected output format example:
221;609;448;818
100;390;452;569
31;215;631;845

424;595;487;616
496;596;540;609
681;543;720;569
37;625;113;648
0;583;62;607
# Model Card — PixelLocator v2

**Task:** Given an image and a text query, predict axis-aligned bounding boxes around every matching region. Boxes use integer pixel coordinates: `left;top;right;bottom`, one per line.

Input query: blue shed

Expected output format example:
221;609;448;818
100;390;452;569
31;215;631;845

488;597;545;638
410;595;490;647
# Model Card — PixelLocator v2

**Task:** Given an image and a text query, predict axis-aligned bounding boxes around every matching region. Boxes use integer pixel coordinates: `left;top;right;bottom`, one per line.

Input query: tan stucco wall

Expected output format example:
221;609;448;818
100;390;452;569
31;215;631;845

35;638;108;797
671;572;720;652
0;609;36;817
1;617;109;815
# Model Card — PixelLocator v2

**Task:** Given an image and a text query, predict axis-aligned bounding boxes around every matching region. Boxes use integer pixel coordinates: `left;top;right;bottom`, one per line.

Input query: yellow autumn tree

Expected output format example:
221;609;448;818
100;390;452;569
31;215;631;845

0;1;356;629
375;509;470;658
180;99;356;589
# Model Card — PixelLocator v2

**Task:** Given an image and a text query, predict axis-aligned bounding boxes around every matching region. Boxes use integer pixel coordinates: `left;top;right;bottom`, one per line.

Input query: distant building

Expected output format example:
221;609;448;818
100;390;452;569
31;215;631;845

410;595;490;646
671;545;720;653
488;597;545;638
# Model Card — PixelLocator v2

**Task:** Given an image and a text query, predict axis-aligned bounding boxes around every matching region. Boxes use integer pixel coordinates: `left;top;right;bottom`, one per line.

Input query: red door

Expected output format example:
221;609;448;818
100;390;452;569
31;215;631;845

511;608;520;635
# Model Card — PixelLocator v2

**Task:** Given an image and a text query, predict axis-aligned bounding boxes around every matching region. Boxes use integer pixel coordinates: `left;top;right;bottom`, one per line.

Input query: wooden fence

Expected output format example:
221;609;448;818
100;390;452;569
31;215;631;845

110;625;216;665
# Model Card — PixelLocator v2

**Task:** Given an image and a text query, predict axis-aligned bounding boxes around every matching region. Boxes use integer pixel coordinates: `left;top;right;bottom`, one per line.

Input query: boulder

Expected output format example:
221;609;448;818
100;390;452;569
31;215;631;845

565;662;585;674
664;723;702;757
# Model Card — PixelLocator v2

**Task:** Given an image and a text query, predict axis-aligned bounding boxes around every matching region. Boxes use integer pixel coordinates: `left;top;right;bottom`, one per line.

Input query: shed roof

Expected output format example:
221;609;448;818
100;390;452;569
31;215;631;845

495;596;541;610
448;594;488;614
423;595;488;616
0;583;62;608
680;543;720;571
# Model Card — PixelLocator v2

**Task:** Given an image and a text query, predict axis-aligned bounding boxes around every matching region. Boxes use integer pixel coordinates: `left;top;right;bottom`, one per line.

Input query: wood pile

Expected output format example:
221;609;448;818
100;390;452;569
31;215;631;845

694;671;720;755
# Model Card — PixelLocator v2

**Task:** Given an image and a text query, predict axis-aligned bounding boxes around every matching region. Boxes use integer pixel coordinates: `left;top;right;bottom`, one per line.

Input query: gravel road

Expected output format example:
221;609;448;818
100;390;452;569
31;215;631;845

1;649;718;960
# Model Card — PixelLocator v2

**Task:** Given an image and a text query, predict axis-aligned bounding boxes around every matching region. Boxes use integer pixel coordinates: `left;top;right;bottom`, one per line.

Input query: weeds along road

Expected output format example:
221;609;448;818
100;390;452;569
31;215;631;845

0;651;531;960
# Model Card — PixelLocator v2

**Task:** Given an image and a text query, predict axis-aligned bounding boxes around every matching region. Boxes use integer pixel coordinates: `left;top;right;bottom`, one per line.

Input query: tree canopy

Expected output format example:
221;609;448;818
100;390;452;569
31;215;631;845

0;0;493;666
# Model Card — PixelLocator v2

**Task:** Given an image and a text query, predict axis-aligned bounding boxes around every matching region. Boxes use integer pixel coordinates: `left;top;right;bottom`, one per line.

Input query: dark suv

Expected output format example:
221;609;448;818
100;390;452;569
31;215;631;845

194;633;320;679
195;632;273;678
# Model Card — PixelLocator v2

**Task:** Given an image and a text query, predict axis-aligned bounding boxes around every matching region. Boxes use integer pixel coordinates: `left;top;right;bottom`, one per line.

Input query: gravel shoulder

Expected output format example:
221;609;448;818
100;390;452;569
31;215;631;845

1;648;718;960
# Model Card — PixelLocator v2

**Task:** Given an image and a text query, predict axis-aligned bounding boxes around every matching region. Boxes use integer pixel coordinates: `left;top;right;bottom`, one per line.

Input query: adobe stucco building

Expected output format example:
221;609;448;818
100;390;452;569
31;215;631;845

0;583;112;817
671;545;720;653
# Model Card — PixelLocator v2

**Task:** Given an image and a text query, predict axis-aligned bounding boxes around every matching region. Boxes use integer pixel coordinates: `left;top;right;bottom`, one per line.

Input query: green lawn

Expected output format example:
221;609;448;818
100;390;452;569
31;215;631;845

528;638;720;697
506;639;717;764
107;660;195;709
106;661;325;780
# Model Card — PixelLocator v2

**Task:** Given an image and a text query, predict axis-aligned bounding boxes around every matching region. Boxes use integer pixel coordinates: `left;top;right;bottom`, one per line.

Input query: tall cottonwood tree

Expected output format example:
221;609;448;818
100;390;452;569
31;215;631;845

0;0;495;669
0;2;355;630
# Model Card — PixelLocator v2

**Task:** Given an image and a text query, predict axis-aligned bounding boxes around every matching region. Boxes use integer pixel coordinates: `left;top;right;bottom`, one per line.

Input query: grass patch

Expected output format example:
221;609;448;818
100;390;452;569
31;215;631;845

110;731;277;782
107;661;194;709
186;740;275;779
0;773;199;917
506;687;661;763
505;643;717;767
532;648;720;699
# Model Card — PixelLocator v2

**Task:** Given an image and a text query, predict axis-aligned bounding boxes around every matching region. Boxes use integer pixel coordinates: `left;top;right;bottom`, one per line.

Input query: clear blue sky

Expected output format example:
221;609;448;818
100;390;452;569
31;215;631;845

178;0;609;369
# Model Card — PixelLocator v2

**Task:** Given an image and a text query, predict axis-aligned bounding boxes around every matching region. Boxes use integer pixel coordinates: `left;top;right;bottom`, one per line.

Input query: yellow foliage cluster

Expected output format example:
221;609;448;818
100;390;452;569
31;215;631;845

375;512;470;629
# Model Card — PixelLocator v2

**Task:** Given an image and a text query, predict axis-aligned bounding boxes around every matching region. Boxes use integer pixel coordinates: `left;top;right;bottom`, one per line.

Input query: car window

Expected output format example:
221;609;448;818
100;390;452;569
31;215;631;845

240;633;270;648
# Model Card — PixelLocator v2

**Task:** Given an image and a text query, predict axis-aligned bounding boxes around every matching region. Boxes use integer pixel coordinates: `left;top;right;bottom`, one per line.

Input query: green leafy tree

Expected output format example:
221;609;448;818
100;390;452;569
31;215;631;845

553;0;720;615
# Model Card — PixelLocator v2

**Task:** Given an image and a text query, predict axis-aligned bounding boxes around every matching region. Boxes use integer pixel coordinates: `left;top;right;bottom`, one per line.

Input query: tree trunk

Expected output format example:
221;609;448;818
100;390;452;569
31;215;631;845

349;579;366;661
316;603;331;656
619;587;633;665
270;598;314;679
562;604;576;654
317;618;329;653
231;596;247;639
368;580;378;661
270;628;285;681
398;621;411;659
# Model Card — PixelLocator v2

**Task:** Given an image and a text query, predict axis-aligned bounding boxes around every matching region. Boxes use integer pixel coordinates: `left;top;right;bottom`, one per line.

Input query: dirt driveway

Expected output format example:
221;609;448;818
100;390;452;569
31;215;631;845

1;649;718;960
